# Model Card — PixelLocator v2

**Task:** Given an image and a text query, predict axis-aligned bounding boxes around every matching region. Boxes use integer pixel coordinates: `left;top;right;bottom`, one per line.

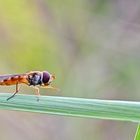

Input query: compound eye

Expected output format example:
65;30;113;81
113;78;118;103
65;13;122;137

42;71;50;84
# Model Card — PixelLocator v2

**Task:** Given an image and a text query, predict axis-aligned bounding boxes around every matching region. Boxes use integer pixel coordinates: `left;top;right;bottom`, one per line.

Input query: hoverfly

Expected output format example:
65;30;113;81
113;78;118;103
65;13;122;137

0;71;56;101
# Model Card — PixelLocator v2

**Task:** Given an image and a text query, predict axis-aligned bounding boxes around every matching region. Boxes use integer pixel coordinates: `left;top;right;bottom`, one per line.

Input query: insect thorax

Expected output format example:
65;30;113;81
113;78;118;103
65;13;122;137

27;71;51;86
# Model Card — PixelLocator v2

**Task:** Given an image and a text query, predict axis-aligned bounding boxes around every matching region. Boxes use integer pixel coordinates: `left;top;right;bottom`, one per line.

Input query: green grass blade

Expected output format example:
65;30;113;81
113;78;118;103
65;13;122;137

0;93;140;122
134;124;140;140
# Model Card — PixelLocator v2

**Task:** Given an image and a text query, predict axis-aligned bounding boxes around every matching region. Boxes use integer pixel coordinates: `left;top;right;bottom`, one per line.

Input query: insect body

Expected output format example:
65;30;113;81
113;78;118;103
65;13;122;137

0;71;56;101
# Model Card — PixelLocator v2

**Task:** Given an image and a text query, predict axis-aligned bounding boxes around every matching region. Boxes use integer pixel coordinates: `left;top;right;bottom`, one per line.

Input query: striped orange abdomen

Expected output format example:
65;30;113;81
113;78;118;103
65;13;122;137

0;74;28;86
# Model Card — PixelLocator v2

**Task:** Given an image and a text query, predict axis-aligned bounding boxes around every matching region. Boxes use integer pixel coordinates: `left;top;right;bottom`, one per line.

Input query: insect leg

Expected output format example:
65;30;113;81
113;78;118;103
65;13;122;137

7;83;20;101
33;86;40;101
41;85;59;91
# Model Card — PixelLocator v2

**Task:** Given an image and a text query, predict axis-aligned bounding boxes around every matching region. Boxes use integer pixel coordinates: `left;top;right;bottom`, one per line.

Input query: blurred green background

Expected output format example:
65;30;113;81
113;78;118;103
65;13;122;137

0;0;139;139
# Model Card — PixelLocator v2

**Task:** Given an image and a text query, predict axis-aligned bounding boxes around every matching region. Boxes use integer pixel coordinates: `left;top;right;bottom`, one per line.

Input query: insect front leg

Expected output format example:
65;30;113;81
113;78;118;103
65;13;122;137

41;85;59;91
7;83;20;101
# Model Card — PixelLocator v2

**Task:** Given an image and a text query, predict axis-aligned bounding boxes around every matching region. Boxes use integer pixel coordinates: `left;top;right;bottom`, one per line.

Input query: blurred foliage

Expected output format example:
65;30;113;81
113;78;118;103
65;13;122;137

0;0;139;140
134;124;140;140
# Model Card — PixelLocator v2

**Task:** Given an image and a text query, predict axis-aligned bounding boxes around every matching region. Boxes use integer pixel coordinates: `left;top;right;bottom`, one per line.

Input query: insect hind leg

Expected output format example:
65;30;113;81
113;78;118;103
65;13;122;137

7;83;20;101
